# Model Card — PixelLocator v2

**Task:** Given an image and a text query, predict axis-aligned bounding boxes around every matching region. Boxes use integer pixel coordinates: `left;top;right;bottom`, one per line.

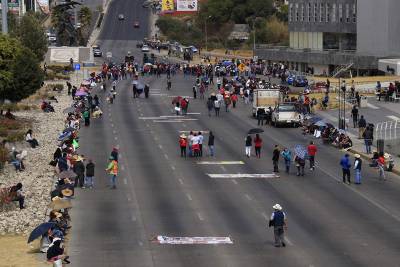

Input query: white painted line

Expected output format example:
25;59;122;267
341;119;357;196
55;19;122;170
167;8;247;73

387;115;400;121
111;123;114;127
197;212;204;221
114;136;118;141
121;165;125;171
244;194;252;201
127;195;131;202
108;113;111;117
159;115;185;118
207;174;280;179
167;95;194;99
123;178;127;185
152;236;233;245
182;123;187;127
150;93;168;96
367;103;380;110
171;165;176;171
139;117;166;120
164;154;169;160
113;130;117;134
284;237;294;246
159;144;163;149
231;180;238;185
138;241;143;246
197;161;245;165
154;136;159;141
220;166;227;172
261;212;269;220
186;193;192;201
140;113;144;116
131;215;137;222
186;112;201;115
179;130;210;133
178;178;184;185
153;120;184;123
146;123;150;127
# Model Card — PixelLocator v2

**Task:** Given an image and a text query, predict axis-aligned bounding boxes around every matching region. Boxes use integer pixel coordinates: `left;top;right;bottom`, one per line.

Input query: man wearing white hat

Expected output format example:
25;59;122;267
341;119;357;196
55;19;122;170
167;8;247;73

354;154;362;184
269;204;287;247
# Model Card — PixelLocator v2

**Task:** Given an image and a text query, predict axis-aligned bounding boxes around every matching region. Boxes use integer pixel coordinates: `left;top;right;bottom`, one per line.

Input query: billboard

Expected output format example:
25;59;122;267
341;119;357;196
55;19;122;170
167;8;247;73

161;0;174;12
176;0;198;12
7;0;20;15
36;0;50;14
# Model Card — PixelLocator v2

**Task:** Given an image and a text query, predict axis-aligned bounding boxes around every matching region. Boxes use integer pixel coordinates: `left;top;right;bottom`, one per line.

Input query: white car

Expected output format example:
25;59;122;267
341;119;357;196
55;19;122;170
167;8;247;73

118;14;125;20
141;45;150;52
48;34;57;42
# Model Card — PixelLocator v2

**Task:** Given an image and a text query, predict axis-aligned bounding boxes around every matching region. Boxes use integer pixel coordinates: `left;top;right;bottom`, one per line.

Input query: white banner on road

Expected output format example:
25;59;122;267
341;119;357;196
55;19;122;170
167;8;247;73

176;0;198;11
152;236;233;244
207;174;280;179
197;161;245;165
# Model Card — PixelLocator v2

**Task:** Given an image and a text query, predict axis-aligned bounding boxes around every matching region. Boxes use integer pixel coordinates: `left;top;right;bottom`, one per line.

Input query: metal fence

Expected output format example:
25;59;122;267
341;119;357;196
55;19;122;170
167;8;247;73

376;120;400;140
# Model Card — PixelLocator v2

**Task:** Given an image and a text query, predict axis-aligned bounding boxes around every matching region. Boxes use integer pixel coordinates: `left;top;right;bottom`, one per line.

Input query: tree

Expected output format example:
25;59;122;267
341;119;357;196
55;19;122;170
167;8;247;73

11;12;48;60
78;6;92;45
0;35;44;102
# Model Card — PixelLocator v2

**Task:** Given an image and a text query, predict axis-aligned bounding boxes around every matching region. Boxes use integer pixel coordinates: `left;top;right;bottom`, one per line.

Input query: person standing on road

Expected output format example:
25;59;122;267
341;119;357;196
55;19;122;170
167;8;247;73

340;154;351;184
207;97;214;116
208;131;215;157
73;157;85;188
354;154;362;185
198;131;204;157
377;153;386;180
269;204;287;247
281;148;292;173
245;135;252;158
358;115;366;139
84;159;95;189
307;141;317;171
179;134;187;158
351;105;359;128
110;147;119;162
214;99;221;117
257;108;265;126
106;156;118;189
254;134;262;158
363;125;373;154
295;155;305;176
272;145;280;173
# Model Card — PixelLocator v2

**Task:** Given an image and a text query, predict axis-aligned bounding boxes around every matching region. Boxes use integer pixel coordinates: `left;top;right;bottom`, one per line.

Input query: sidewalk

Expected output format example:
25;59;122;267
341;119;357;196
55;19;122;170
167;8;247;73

316;109;400;176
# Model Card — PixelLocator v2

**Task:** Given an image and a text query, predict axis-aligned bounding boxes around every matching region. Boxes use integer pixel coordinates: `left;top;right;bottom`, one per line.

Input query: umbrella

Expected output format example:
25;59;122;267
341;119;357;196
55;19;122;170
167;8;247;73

58;170;77;179
58;131;71;141
28;222;56;243
63;107;76;114
49;198;72;211
75;90;87;97
248;128;264;134
172;96;183;105
294;144;307;159
306;117;323;124
314;120;328;127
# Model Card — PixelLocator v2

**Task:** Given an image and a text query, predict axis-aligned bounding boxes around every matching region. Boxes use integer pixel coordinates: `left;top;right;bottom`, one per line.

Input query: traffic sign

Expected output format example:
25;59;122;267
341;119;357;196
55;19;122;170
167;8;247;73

74;63;81;70
106;52;112;58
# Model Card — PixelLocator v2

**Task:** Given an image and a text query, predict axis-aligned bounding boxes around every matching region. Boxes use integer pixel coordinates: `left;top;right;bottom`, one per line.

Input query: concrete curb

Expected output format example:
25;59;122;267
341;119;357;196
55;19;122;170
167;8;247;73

87;0;113;47
347;148;400;176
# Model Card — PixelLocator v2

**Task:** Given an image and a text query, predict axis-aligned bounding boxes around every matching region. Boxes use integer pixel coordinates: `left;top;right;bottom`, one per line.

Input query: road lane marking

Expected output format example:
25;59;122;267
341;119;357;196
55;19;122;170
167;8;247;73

261;212;269;220
167;95;194;99
131;215;137;222
207;174;280;179
138;241;143;246
171;165;176;171
387;115;400;121
231;180;238;185
186;112;201;115
111;123;114;127
164;154;169;160
153;120;184;123
178;178;184;185
284;237;294;246
197;161;245;165
182;123;187;127
197;212;204;221
151;236;233;245
146;123;150;127
220;166;227;172
123;178;127;185
113;130;116;134
114;136;118;141
159;144;163;149
121;165;125;171
179;130;210;133
244;194;252;201
127;195;131;202
367;103;380;109
186;193;192;201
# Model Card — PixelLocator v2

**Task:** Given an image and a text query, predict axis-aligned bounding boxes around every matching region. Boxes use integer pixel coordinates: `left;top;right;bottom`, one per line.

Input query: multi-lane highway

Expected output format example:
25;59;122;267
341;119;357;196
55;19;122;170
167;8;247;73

69;1;400;266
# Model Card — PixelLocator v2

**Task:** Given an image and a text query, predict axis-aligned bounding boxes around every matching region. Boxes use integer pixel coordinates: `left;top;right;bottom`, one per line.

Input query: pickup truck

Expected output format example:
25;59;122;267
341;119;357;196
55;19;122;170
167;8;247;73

252;89;281;117
271;103;301;127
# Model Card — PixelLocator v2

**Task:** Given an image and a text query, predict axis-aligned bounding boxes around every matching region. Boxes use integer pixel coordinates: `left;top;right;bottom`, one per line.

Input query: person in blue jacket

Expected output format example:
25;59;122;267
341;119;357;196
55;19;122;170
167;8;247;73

340;154;352;184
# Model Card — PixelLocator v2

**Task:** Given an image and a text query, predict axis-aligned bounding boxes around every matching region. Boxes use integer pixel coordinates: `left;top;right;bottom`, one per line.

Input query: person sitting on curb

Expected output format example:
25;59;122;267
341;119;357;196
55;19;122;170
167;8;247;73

26;129;39;148
7;182;25;209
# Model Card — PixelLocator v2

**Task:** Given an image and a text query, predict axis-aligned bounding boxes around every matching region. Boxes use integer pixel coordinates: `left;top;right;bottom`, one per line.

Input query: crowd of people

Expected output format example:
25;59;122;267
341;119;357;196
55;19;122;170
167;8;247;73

179;131;214;158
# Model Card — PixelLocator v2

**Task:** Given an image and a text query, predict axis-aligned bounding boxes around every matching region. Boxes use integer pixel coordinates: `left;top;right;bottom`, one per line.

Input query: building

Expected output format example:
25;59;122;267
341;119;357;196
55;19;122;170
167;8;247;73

255;0;400;76
228;24;250;41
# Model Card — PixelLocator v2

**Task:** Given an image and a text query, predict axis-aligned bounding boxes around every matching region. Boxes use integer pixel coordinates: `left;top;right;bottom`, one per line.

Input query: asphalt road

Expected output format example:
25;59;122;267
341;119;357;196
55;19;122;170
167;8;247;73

69;2;400;266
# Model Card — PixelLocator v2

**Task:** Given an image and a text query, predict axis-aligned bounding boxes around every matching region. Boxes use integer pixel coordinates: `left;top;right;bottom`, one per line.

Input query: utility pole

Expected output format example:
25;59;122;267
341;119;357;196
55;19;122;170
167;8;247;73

1;0;8;34
253;18;256;58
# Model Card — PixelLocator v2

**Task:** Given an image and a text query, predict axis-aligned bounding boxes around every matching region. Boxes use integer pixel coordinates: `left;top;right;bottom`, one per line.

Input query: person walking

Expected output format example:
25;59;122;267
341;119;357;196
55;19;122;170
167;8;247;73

294;155;305;176
110;147;119;162
73;157;85;188
214;99;221;117
272;145;280;173
377;153;386;180
198;132;204;157
254;134;263;158
208;131;215;157
84;159;95;189
307;141;317;170
245;135;252;158
257;108;265;126
358;115;367;139
354;154;362;185
106;156;118;189
351;105;359;128
269;204;287;247
281;148;292;174
207;98;214;116
83;109;90;126
363;125;373;154
179;134;187;157
340;154;351;184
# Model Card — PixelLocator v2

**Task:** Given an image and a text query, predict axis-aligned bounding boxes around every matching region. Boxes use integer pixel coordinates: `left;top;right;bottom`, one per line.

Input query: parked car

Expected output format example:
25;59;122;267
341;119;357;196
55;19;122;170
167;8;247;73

133;21;140;28
48;34;57;42
310;81;327;92
286;72;296;85
118;14;125;20
136;42;144;48
271;103;301;127
189;46;198;53
92;45;102;57
293;75;308;87
141;45;150;52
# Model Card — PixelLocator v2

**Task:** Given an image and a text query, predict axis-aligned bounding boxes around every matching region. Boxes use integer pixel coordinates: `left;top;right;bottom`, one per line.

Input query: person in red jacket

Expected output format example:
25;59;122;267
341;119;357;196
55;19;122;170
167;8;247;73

307;141;317;170
254;134;263;158
179;134;187;157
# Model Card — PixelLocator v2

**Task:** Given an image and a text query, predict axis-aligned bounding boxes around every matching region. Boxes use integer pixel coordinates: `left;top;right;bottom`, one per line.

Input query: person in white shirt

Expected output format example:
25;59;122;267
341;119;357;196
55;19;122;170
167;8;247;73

26;129;39;148
198;132;204;157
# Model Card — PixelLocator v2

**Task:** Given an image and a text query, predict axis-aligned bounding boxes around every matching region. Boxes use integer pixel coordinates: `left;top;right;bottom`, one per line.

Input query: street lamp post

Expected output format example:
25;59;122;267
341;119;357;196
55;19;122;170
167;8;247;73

253;19;256;58
205;15;212;52
338;79;347;130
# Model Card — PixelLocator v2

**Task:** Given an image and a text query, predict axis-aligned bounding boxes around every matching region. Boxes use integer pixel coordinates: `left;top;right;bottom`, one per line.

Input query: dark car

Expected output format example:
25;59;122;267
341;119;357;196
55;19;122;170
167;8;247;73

136;42;144;48
134;21;140;28
92;45;102;57
293;75;308;87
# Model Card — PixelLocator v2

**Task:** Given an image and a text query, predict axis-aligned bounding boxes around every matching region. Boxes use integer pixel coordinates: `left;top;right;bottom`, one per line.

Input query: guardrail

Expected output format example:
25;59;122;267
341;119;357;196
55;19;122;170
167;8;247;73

376;120;400;140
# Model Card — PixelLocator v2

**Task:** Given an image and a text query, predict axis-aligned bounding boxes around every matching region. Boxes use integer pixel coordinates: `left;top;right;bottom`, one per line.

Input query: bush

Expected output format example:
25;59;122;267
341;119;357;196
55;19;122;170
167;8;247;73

5;131;26;143
47;65;73;73
54;74;70;80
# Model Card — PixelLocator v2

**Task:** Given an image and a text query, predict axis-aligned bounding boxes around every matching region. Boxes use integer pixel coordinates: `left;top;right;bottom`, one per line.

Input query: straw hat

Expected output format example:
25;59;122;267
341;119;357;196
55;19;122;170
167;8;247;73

61;188;73;197
354;154;361;158
54;211;63;218
52;196;62;202
273;204;282;210
180;134;187;138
